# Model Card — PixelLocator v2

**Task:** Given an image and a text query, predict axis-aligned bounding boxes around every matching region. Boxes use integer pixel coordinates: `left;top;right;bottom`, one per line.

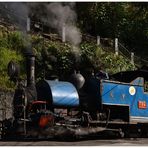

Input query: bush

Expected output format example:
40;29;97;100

0;47;23;90
80;42;135;74
0;29;135;90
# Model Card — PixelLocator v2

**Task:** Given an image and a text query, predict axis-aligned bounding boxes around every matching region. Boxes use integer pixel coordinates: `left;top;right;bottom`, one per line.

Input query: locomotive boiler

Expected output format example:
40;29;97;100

3;48;148;140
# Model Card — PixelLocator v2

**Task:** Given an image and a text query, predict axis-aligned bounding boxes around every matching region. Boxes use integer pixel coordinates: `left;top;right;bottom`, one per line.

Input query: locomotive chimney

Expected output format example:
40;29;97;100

25;50;35;87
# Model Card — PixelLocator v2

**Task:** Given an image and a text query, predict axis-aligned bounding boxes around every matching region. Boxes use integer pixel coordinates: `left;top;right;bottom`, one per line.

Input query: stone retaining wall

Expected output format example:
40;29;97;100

0;91;14;120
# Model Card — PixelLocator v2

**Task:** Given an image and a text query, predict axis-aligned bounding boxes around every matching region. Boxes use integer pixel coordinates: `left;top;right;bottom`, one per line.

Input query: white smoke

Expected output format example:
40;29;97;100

65;25;81;46
0;2;82;57
0;2;82;46
45;3;82;47
2;3;29;31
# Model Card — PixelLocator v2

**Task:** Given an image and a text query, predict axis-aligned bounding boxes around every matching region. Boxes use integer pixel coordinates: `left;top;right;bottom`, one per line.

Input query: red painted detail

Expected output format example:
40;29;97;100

138;101;147;109
32;100;48;105
39;115;54;128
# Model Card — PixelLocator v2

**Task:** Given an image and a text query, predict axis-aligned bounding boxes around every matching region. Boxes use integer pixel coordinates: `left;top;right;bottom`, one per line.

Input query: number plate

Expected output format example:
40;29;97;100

138;101;147;109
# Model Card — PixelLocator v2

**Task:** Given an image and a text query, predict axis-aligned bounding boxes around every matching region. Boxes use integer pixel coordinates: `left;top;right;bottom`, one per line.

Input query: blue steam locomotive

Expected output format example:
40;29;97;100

3;51;148;140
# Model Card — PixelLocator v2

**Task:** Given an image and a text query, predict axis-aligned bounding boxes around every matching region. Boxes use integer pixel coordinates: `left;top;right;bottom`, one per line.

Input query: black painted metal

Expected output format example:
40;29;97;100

25;52;35;87
69;71;85;90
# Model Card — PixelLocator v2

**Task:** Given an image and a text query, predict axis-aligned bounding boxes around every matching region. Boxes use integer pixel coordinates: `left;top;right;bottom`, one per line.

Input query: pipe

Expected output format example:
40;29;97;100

24;50;37;102
25;52;35;87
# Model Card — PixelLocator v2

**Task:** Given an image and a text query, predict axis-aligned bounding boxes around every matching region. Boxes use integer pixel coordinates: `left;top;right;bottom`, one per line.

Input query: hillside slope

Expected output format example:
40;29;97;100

0;23;135;90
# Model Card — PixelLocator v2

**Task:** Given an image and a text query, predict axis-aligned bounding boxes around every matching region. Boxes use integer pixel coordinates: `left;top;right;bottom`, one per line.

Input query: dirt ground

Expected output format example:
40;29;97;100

0;138;148;146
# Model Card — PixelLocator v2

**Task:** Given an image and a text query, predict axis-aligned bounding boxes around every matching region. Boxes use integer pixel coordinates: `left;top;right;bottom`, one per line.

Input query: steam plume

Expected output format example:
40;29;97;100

0;3;29;31
45;3;81;46
0;2;82;58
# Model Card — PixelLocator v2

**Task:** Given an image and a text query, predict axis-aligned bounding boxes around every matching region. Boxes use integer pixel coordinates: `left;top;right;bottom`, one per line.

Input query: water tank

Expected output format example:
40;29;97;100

36;80;79;108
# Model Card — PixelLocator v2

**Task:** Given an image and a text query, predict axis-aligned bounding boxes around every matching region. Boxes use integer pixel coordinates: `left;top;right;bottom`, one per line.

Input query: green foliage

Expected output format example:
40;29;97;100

34;40;75;80
2;3;148;90
0;47;23;90
0;47;22;72
0;29;24;90
7;31;25;52
76;3;148;57
0;75;15;91
0;27;135;90
31;34;135;81
80;42;134;74
77;3;125;38
104;54;135;73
